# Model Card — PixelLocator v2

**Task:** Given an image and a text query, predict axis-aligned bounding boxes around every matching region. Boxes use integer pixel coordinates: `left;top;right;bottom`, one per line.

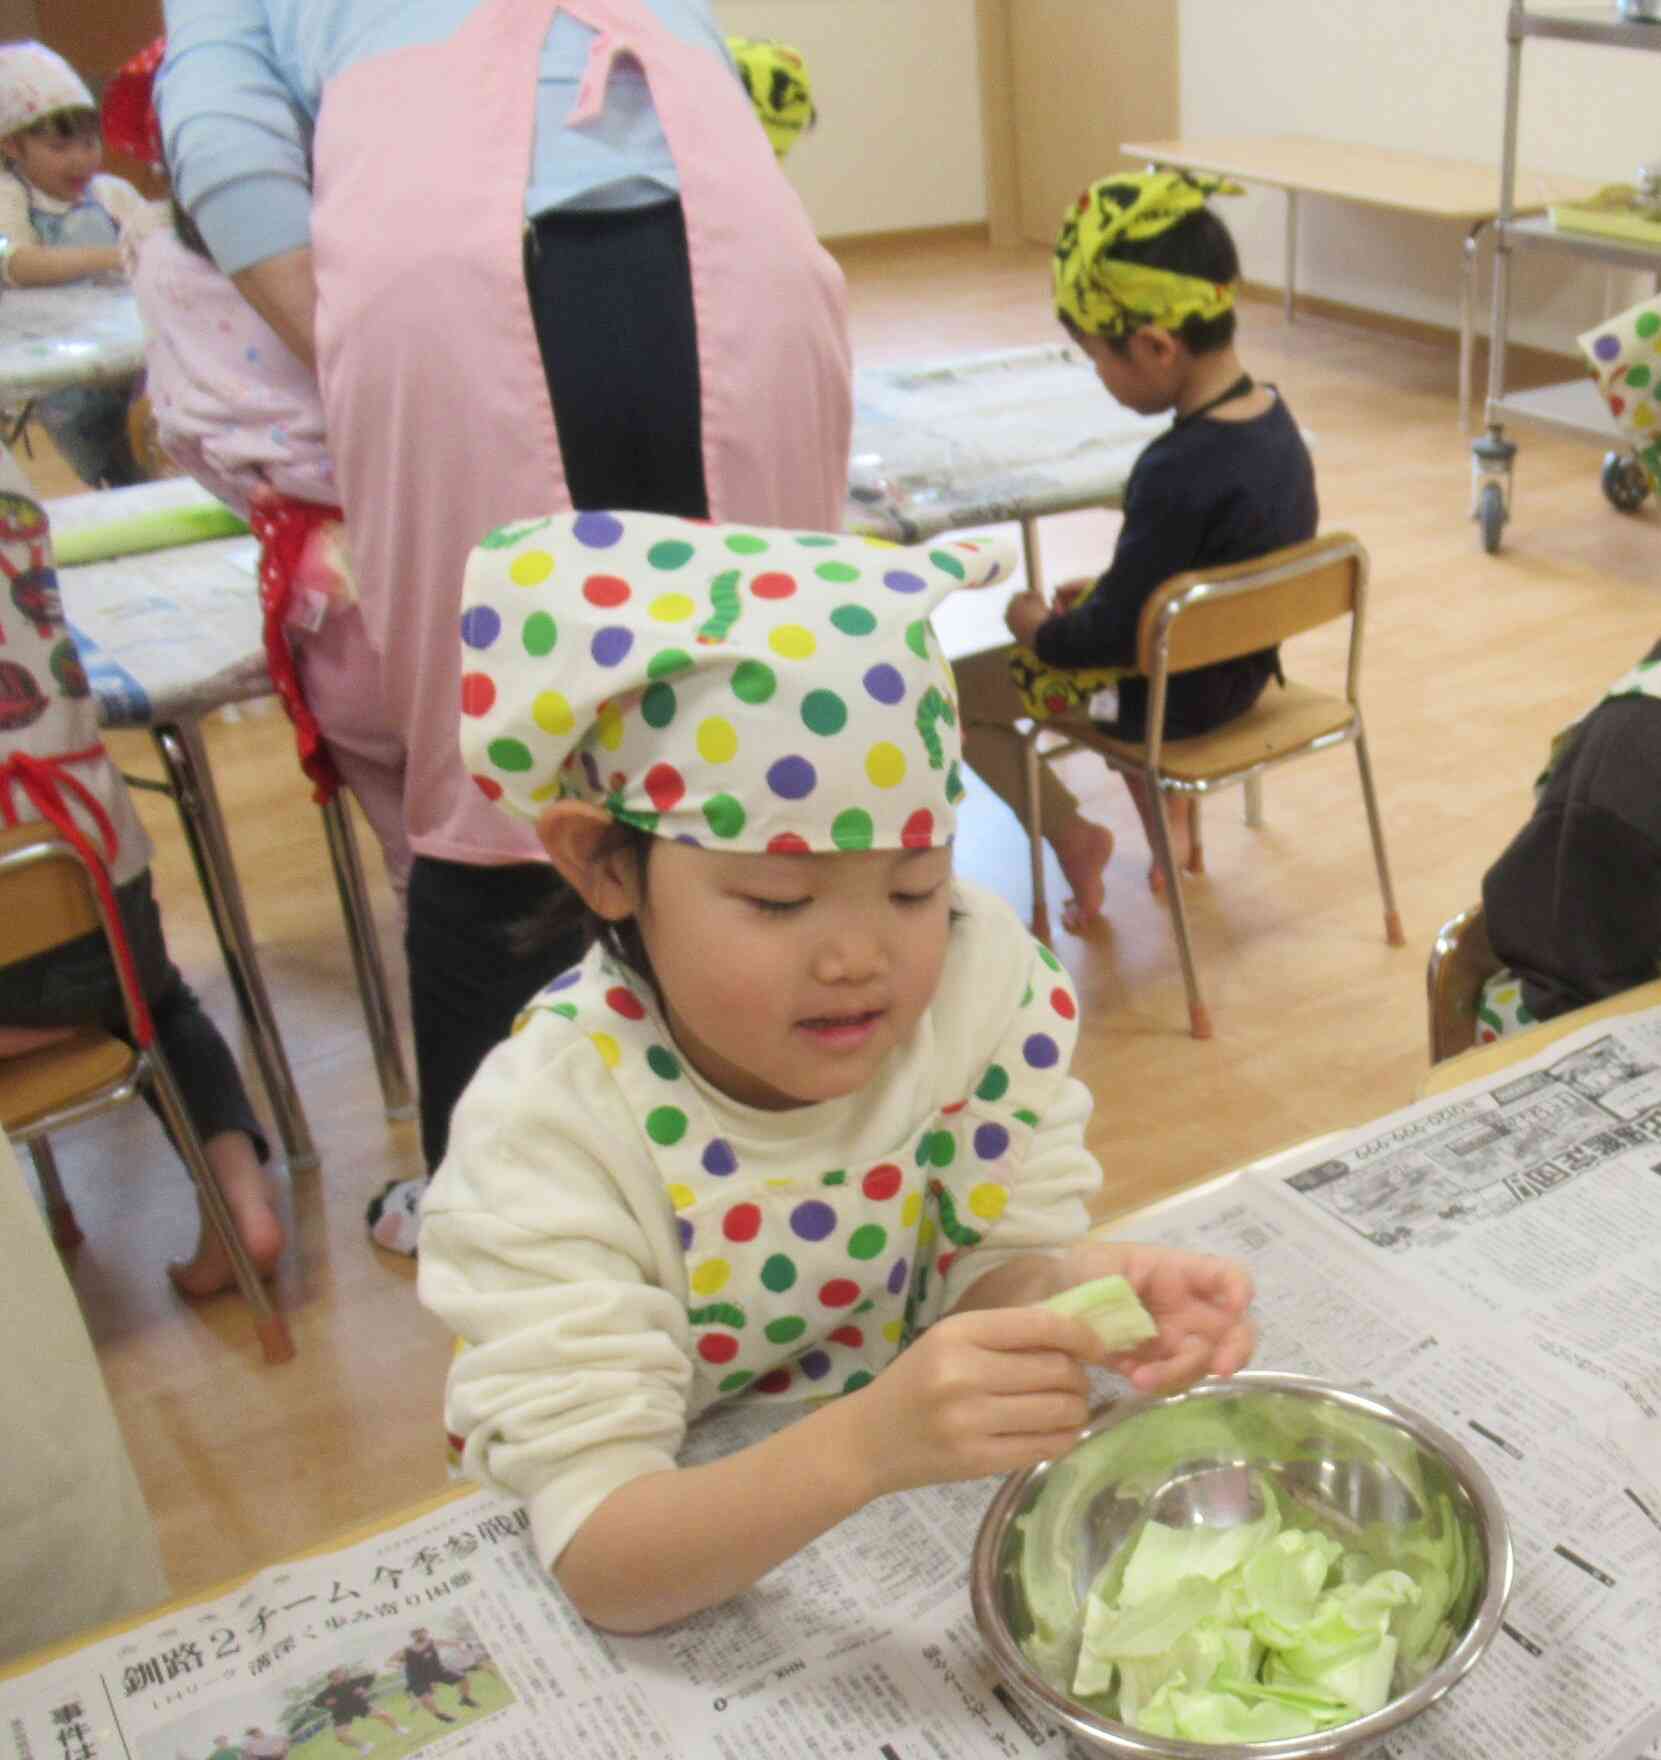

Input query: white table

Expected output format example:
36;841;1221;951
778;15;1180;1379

0;282;144;400
52;490;415;1164
847;342;1166;590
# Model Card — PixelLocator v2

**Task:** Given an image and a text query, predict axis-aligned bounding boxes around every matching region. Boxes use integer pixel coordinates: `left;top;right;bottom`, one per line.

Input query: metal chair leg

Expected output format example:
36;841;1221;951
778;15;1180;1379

28;1137;83;1248
146;1052;294;1364
151;719;319;1171
1022;730;1051;945
1147;776;1213;1039
319;794;415;1120
1243;772;1264;828
1185;792;1205;876
1352;728;1406;947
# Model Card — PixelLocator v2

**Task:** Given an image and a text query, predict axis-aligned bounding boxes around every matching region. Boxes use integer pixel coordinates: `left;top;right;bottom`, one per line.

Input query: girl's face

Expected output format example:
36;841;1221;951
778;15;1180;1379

1074;325;1180;417
629;840;954;1111
5;115;102;204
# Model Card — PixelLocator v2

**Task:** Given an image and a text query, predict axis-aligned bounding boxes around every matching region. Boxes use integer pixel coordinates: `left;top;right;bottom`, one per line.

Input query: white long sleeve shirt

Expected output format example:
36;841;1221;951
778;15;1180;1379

418;878;1101;1570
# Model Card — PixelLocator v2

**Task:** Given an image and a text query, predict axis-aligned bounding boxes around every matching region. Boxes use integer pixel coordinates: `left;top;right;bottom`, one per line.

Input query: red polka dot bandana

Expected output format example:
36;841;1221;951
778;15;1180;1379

459;512;1016;853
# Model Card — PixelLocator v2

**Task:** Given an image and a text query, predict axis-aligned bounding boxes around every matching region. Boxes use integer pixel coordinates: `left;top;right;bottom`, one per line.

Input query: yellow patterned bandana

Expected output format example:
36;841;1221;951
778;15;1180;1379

1006;574;1127;721
1054;170;1243;339
728;37;815;159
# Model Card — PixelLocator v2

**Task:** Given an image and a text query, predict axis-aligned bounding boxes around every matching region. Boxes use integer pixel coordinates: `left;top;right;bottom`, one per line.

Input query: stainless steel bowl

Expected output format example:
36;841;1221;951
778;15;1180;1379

971;1372;1514;1759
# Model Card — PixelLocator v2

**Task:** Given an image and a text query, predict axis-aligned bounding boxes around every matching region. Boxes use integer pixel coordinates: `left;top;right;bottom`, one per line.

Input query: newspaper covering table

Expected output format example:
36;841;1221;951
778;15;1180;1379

846;345;1168;544
5;1009;1660;1760
0;283;145;401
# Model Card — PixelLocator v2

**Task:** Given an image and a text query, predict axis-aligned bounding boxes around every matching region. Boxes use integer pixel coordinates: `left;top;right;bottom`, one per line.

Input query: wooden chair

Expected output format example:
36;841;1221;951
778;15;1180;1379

1426;902;1501;1065
0;820;294;1364
1018;532;1405;1038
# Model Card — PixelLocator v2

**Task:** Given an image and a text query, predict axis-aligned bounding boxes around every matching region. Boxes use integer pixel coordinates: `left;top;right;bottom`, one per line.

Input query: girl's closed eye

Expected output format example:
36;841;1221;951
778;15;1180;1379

893;884;945;908
746;894;810;915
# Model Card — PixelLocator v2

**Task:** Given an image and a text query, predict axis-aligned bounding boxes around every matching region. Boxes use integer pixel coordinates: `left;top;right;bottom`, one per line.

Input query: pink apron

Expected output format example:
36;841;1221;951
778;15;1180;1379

310;0;853;865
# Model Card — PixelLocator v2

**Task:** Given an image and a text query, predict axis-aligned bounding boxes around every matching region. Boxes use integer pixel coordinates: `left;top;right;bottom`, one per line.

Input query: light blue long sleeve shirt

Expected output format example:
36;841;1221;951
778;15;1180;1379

157;0;732;276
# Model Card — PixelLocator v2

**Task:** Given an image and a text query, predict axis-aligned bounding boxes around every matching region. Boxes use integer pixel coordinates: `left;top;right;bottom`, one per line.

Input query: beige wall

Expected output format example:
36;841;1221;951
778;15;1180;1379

716;0;989;238
1178;0;1656;352
1009;0;1178;244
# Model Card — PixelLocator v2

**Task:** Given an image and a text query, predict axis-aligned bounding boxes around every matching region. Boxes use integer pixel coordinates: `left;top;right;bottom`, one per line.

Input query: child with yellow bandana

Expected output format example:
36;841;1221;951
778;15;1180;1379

956;170;1317;926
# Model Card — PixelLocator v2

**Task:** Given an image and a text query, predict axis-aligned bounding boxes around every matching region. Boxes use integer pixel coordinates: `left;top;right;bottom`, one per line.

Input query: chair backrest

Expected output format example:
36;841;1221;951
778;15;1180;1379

1136;533;1367;680
0;822;104;967
1426;902;1501;1064
0;820;152;1051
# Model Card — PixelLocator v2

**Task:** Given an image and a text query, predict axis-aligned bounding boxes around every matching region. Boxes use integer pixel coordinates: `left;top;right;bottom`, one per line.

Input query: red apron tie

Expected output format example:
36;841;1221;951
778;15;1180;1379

248;491;346;806
0;748;155;1046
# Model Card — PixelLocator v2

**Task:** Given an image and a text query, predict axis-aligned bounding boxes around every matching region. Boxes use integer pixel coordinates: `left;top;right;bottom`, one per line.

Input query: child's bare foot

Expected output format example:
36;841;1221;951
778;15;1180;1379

1051;816;1115;933
168;1133;284;1298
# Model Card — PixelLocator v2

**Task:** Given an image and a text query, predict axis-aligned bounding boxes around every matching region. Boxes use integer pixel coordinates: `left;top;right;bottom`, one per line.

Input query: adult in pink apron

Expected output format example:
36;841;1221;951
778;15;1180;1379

308;0;852;1179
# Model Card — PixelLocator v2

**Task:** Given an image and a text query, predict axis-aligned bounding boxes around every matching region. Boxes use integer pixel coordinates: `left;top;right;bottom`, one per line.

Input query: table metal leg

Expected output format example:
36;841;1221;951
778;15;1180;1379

1020;514;1044;597
151;718;319;1171
1284;191;1298;323
319;794;415;1121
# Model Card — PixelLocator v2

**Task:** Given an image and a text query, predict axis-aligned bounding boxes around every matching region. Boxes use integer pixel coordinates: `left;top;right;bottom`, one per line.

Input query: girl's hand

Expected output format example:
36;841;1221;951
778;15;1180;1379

1056;1241;1256;1393
1003;589;1051;647
840;1306;1110;1497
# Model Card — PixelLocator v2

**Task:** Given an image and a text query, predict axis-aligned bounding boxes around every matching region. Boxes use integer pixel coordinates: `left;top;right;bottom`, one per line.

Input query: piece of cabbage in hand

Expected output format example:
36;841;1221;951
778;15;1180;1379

1044;1274;1159;1353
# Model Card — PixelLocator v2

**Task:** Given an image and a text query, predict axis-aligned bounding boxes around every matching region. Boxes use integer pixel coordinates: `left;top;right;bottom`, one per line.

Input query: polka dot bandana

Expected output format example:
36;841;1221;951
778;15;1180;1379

459;511;1016;853
0;42;94;142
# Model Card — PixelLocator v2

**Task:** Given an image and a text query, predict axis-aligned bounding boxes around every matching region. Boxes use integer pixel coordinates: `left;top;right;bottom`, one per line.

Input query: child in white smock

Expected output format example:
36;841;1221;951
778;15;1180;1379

418;510;1257;1633
0;41;155;487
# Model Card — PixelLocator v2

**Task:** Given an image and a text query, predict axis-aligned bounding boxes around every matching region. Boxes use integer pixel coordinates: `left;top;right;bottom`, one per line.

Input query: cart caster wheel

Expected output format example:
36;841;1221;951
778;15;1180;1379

1601;451;1651;514
1477;481;1506;554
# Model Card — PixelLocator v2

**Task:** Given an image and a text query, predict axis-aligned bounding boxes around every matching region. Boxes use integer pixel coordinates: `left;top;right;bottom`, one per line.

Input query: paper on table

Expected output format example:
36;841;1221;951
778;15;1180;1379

4;1010;1660;1760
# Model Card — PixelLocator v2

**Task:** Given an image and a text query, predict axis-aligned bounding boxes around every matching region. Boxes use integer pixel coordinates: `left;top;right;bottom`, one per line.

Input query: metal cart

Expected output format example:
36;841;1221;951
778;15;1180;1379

1473;1;1661;553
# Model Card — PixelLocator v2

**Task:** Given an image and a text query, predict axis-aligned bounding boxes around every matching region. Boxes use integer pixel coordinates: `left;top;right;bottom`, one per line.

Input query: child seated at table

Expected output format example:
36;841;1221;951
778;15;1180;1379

417;509;1257;1633
0;40;158;488
0;442;282;1295
1476;638;1661;1041
954;170;1318;932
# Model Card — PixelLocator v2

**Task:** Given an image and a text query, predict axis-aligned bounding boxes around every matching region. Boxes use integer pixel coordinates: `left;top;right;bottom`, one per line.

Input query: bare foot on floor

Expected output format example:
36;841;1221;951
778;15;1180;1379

168;1136;285;1298
1052;817;1115;934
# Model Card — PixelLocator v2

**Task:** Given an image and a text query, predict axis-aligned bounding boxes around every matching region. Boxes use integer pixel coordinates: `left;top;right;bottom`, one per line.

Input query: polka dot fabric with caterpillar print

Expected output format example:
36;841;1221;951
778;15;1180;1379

458;511;1017;854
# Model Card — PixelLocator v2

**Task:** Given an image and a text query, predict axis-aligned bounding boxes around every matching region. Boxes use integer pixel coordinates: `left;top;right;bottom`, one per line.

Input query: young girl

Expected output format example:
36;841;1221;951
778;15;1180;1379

0;40;157;487
418;510;1257;1634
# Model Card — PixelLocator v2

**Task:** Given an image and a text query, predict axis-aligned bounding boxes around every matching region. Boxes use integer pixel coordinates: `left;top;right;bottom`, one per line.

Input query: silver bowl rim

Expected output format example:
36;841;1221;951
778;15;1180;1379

970;1369;1517;1760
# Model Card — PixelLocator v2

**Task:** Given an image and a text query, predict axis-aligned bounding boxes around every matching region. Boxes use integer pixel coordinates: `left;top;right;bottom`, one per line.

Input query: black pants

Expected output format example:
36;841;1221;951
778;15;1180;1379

0;868;267;1160
404;198;711;1177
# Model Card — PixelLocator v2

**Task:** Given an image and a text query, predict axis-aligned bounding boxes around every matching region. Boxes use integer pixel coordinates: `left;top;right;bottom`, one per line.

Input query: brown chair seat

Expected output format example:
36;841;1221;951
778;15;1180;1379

0;1029;136;1132
1084;680;1357;782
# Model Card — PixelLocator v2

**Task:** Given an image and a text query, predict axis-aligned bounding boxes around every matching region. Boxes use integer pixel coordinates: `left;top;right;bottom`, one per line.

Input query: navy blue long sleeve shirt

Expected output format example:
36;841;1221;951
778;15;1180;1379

1032;389;1317;739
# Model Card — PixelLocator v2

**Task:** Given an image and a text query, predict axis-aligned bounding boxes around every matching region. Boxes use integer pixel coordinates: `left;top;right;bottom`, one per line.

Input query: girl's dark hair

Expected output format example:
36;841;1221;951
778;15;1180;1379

21;107;99;143
1103;204;1241;356
515;820;661;995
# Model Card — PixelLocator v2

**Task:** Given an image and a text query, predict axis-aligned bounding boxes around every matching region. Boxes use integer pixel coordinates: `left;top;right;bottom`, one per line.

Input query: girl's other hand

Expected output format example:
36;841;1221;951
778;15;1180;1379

840;1306;1110;1497
1057;1241;1256;1393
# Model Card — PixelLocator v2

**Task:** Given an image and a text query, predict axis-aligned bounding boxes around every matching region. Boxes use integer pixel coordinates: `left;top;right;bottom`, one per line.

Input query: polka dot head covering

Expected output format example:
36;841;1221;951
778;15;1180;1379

459;511;1017;854
1054;168;1243;340
0;41;95;143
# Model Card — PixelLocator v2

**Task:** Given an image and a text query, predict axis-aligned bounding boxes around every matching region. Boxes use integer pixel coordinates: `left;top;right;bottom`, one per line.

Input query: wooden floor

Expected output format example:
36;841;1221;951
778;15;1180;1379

18;229;1659;1605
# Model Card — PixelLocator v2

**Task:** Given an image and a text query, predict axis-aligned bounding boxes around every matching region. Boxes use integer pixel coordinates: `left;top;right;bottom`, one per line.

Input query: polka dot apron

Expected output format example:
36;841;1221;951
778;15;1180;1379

515;932;1081;1408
